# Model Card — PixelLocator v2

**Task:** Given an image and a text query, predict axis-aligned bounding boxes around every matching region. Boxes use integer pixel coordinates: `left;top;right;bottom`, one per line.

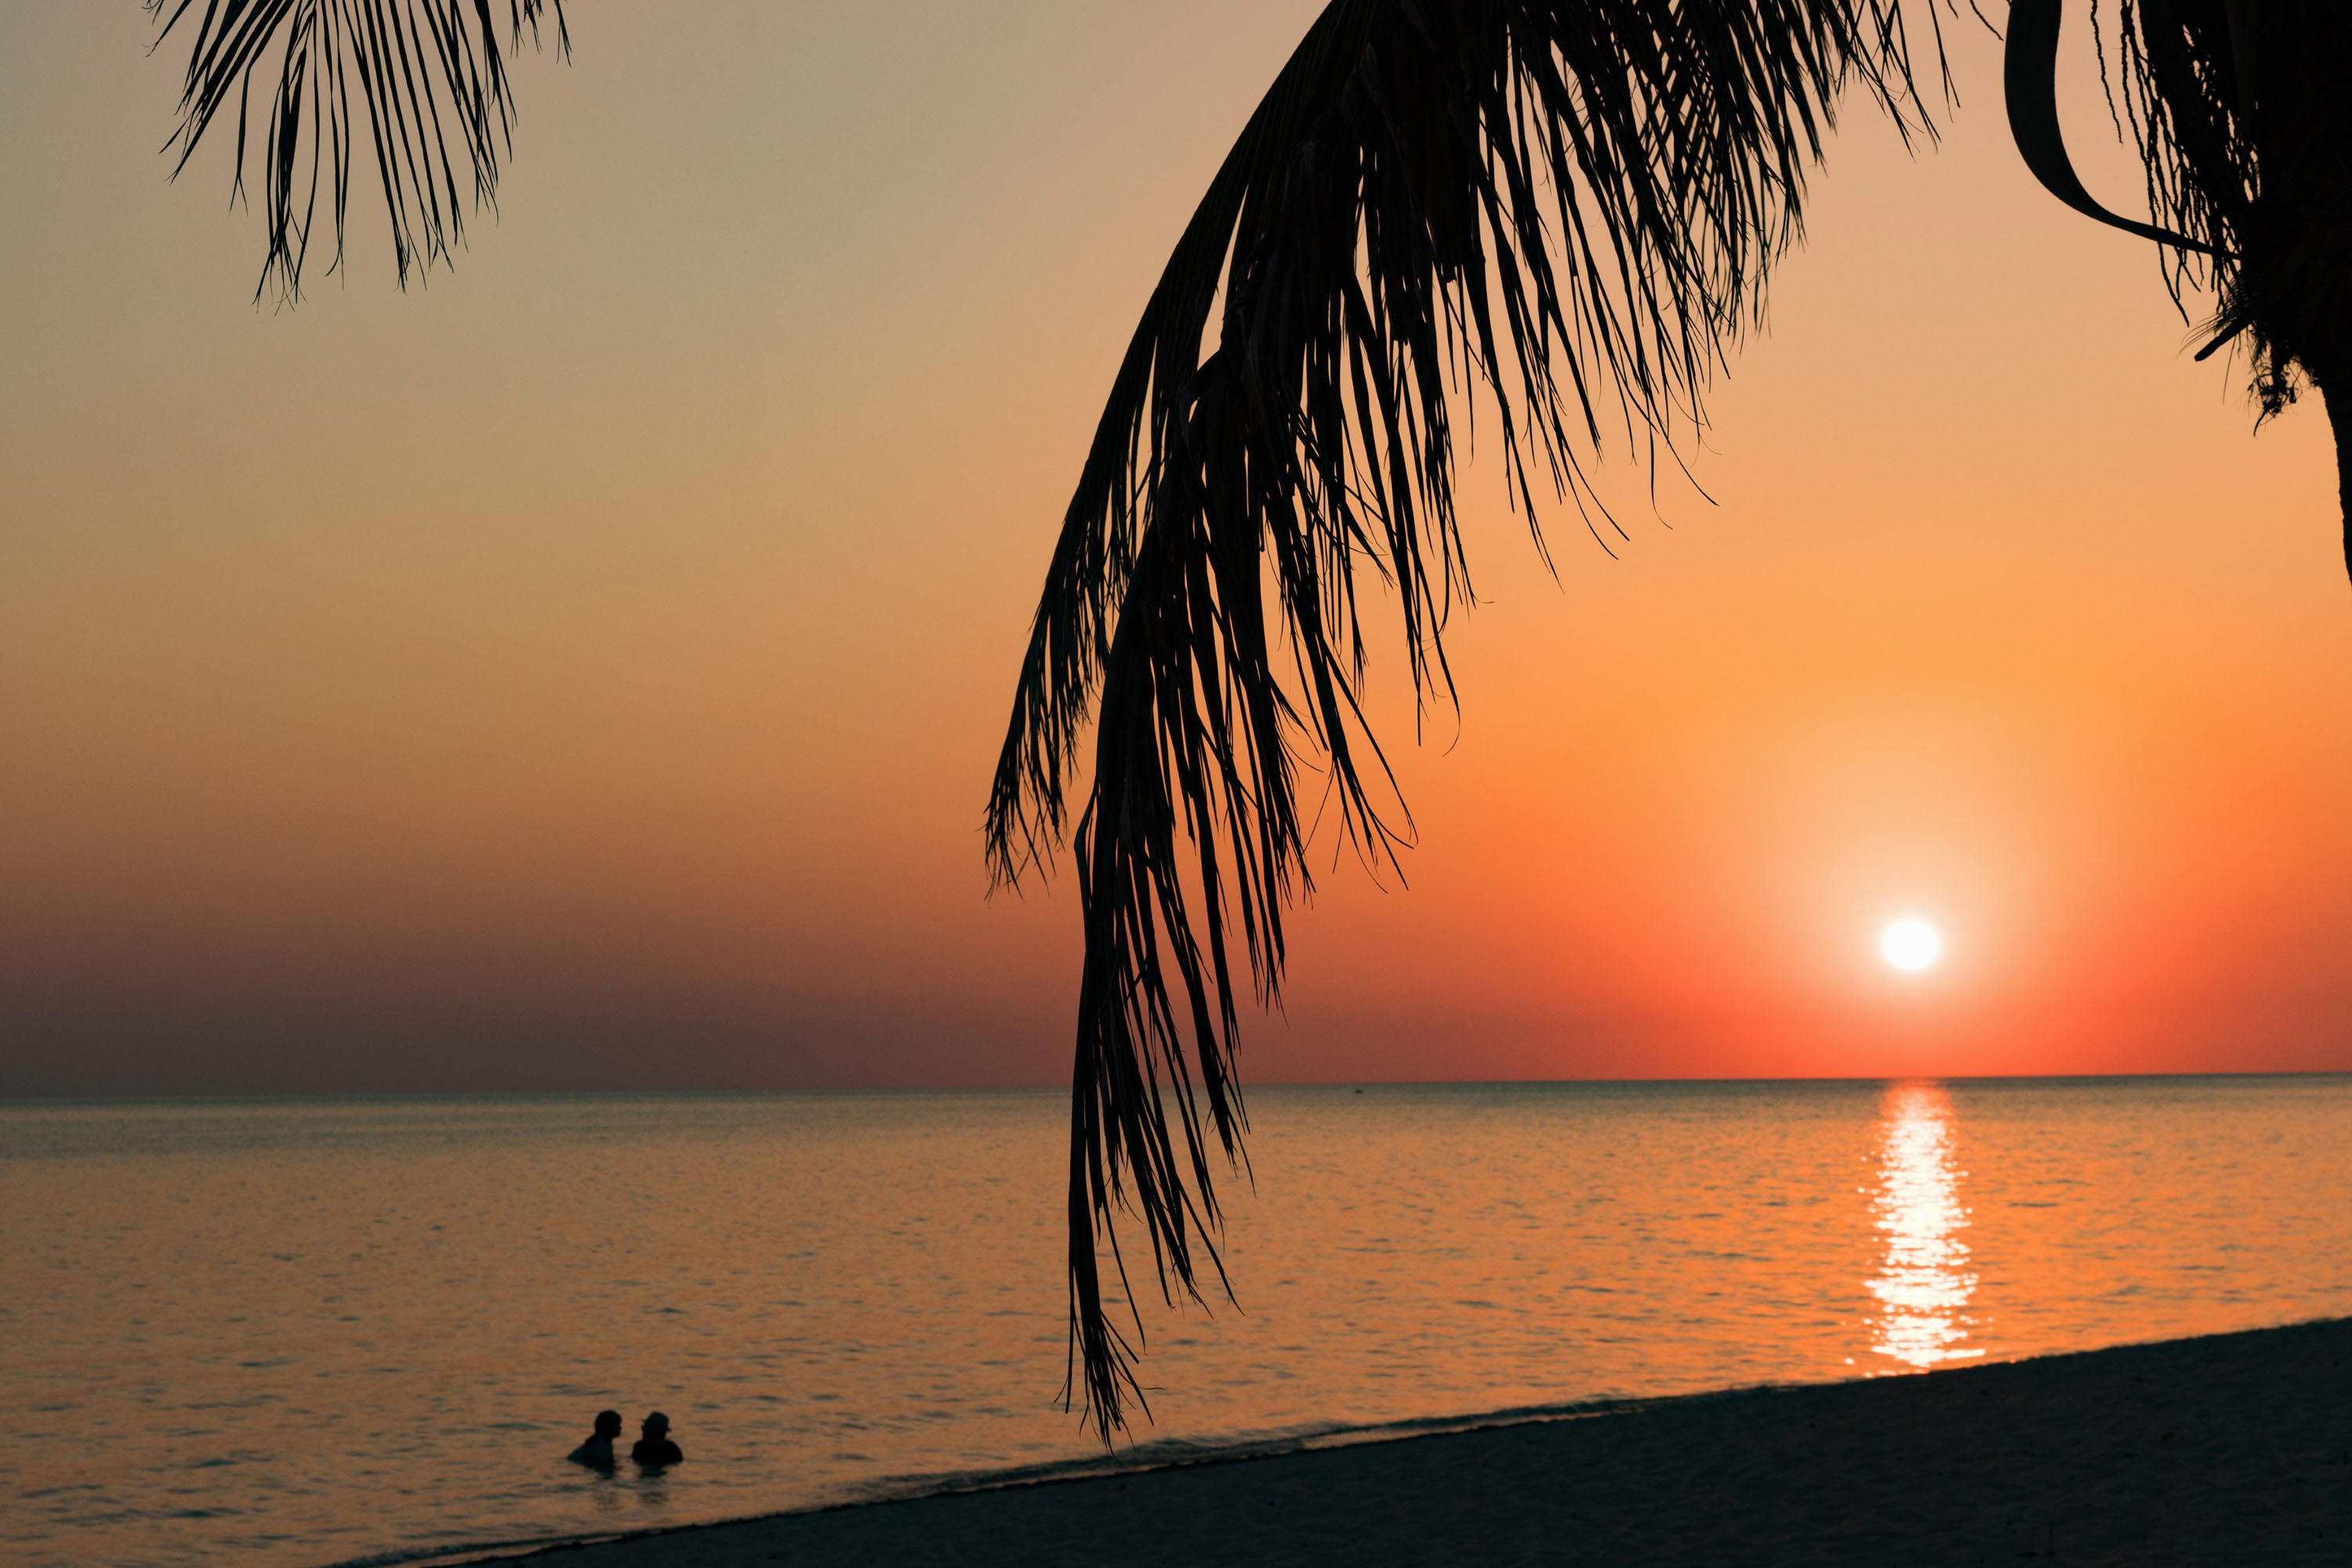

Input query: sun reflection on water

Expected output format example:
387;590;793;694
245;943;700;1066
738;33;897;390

1867;1080;1982;1370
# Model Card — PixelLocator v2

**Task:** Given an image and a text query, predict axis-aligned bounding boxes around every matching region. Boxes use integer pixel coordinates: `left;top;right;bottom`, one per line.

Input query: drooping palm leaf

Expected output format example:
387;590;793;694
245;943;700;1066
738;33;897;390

2002;0;2223;252
2012;3;2352;557
986;0;1948;1438
149;0;568;299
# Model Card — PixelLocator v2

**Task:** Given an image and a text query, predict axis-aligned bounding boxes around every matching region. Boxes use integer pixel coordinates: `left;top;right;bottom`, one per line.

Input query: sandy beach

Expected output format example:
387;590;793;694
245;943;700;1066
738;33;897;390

476;1317;2352;1566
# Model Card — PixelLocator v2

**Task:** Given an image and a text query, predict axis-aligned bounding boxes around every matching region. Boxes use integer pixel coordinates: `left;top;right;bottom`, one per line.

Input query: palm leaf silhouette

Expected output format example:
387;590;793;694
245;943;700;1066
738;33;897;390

985;0;1950;1437
148;0;568;299
2002;2;2352;561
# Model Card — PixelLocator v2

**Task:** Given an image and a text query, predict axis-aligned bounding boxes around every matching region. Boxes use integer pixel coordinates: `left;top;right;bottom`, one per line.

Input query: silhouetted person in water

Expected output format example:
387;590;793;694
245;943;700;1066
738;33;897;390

568;1410;622;1470
632;1411;683;1468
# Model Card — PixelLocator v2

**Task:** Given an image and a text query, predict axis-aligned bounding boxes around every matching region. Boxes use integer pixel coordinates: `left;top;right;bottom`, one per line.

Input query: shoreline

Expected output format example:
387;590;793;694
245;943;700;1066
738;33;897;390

452;1317;2352;1566
388;1389;1697;1568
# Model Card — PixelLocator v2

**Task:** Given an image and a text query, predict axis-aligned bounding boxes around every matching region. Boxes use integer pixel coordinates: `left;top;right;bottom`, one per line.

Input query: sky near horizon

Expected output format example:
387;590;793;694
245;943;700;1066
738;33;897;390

2;4;2346;1096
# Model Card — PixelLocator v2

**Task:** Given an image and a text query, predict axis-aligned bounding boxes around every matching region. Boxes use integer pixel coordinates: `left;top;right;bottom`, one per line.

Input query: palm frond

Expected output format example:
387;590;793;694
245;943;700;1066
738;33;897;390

2073;3;2352;419
149;0;568;300
986;0;1947;1439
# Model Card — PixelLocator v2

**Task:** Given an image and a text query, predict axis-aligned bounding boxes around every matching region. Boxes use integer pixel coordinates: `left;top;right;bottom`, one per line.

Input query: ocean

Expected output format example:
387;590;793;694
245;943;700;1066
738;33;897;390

6;1076;2350;1567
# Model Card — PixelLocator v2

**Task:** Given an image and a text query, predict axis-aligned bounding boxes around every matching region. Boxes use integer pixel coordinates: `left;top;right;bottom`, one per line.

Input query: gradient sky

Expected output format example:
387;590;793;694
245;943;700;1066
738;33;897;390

2;4;2345;1095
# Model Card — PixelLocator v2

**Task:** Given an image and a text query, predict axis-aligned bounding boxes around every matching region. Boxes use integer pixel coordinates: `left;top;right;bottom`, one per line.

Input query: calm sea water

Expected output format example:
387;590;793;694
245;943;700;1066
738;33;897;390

6;1077;2351;1567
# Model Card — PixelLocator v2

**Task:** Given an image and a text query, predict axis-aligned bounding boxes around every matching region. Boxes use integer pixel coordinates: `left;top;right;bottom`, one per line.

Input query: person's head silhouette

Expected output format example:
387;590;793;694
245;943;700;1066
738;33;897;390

568;1409;624;1469
632;1410;683;1467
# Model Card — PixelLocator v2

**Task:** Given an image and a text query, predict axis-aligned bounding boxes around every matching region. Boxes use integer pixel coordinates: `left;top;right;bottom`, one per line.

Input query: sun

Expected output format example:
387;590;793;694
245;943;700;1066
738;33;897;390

1880;917;1942;974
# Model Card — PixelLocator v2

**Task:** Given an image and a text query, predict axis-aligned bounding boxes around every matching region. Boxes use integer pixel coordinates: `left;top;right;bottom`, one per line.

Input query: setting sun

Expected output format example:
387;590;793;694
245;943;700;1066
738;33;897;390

1880;918;1943;974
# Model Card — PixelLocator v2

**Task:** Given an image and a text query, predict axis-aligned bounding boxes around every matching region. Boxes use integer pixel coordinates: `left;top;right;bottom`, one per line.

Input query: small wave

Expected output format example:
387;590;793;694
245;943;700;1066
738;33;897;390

318;1530;627;1568
816;1385;1744;1508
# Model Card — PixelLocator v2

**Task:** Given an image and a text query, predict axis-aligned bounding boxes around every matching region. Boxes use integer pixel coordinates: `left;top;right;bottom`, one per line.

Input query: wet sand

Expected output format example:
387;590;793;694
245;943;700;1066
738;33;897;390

484;1318;2352;1566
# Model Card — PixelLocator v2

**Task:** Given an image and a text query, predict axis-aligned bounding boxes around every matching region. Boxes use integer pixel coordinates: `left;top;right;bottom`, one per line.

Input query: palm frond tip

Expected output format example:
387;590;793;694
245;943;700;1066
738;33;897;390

986;0;1947;1439
149;0;568;299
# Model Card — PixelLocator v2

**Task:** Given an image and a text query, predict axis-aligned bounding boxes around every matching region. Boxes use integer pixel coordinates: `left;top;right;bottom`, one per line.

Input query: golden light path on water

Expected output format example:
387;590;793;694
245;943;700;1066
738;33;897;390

1868;1081;1984;1370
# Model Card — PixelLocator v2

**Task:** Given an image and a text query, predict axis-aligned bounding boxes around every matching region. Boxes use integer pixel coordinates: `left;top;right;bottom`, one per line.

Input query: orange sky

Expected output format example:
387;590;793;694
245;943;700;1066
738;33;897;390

2;5;2345;1094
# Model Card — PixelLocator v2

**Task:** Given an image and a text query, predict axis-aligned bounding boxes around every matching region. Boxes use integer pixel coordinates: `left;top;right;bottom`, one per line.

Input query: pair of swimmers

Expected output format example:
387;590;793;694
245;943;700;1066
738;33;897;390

567;1410;683;1470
